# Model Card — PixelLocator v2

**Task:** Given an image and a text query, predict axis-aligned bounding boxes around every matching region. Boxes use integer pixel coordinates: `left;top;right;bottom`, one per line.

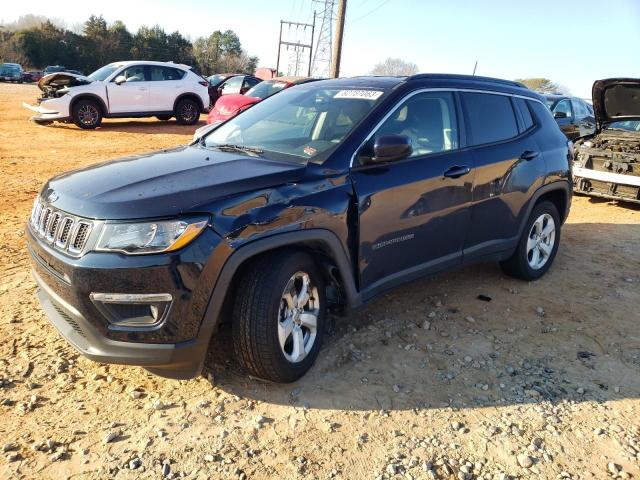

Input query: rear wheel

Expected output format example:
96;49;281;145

72;99;102;129
232;251;326;382
175;98;200;125
500;201;561;280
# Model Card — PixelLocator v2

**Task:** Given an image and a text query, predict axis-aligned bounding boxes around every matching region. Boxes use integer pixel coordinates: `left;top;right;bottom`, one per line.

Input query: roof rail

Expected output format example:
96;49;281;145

407;73;526;88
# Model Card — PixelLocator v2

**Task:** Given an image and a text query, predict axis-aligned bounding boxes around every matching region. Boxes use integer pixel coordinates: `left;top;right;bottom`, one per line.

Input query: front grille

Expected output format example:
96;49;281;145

30;199;94;256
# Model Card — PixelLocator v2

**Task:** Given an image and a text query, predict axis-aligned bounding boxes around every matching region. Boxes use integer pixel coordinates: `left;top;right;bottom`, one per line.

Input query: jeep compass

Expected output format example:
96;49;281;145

27;74;572;382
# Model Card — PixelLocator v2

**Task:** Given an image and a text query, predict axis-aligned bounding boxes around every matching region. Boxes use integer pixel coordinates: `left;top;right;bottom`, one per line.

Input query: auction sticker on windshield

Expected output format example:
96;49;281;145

334;90;384;100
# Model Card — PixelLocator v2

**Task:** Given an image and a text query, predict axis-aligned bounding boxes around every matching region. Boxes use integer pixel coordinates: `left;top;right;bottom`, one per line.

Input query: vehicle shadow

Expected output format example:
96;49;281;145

203;221;640;411
45;118;207;135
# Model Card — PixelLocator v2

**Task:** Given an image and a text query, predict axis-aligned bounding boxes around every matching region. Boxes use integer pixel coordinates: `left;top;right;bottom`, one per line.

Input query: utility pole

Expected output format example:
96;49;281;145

276;18;316;77
330;0;347;78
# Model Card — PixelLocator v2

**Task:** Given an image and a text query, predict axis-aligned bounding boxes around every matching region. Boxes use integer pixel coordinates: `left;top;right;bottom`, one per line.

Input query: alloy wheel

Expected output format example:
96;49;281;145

526;213;556;270
277;271;320;363
78;104;98;126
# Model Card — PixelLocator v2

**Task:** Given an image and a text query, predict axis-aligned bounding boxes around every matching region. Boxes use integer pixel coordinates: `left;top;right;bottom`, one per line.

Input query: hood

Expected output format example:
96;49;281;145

592;78;640;128
41;146;307;220
214;94;260;115
38;72;92;91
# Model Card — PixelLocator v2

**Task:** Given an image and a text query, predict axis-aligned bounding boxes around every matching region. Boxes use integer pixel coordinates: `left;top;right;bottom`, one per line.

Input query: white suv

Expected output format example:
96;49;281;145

23;61;210;129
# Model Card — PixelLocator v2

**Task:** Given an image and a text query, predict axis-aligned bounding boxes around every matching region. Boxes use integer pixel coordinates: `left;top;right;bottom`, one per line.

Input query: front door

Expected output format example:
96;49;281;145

106;65;151;113
350;91;474;293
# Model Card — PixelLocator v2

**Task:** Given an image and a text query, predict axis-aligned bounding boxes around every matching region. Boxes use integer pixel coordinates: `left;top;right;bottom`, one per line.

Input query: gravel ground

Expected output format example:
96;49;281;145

1;83;640;479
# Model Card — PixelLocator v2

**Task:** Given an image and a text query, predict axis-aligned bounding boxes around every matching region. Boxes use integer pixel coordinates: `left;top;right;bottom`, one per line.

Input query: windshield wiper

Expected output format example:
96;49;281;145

210;143;264;156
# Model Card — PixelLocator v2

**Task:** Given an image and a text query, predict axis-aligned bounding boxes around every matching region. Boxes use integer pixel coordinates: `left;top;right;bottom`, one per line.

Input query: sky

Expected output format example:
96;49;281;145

2;0;639;98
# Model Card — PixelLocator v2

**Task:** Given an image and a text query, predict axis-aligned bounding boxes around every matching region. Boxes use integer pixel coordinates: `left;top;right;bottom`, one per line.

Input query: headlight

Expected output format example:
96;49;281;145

95;218;208;254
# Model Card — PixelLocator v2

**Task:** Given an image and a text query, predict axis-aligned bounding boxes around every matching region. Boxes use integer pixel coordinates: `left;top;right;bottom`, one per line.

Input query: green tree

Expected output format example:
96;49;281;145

515;77;569;94
107;21;134;61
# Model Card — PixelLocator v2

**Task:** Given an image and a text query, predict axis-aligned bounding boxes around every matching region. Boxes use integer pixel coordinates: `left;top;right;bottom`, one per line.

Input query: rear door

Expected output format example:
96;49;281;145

106;65;151;113
462;92;545;258
350;90;475;292
572;99;596;137
148;66;186;111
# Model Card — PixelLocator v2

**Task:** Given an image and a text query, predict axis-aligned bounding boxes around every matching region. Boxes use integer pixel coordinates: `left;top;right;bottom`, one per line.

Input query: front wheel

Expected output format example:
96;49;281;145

175;98;200;125
232;251;326;382
500;200;561;281
72;99;102;129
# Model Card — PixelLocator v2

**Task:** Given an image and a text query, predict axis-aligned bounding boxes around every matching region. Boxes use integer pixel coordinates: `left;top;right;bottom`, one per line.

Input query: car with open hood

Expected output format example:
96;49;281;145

572;78;640;204
26;74;572;383
22;61;210;129
206;76;319;125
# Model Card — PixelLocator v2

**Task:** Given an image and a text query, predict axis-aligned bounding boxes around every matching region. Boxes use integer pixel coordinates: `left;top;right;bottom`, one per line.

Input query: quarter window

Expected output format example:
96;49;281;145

462;92;519;145
514;97;534;131
373;91;459;157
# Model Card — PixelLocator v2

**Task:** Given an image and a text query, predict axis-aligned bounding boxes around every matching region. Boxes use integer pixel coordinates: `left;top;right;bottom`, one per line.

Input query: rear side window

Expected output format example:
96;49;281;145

462;92;519;145
514;97;534;131
149;66;185;81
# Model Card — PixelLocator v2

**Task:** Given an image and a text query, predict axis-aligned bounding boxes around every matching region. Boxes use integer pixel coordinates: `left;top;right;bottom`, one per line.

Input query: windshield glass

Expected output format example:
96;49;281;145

203;86;385;163
245;80;288;100
607;120;640;132
208;74;228;86
88;63;122;81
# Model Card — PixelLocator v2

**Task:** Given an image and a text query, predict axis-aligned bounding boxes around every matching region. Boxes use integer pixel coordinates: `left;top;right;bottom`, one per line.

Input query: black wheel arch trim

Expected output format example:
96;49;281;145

173;93;204;113
518;181;571;239
183;229;361;377
70;94;108;116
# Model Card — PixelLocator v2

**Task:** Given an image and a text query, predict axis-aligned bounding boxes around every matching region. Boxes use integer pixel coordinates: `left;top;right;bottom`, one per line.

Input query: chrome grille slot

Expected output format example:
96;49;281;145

56;217;74;248
29;200;95;257
46;212;61;241
39;208;51;235
69;222;91;253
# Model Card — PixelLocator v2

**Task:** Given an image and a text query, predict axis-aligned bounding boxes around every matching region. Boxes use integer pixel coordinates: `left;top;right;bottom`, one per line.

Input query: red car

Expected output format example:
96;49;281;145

207;76;318;124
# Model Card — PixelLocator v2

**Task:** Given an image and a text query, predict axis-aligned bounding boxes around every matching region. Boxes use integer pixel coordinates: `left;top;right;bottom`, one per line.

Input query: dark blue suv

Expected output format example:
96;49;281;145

27;74;572;382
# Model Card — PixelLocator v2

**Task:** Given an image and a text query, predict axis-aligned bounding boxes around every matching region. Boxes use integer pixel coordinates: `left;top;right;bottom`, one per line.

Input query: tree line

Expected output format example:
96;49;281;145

0;14;258;76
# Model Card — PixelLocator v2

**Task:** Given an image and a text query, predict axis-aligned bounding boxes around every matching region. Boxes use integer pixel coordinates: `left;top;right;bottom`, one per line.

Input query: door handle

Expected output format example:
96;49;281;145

520;150;539;161
443;165;471;178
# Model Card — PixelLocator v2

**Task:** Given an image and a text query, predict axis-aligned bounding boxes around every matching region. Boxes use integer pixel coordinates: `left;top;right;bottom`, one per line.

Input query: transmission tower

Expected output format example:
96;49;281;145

311;0;336;77
276;19;315;76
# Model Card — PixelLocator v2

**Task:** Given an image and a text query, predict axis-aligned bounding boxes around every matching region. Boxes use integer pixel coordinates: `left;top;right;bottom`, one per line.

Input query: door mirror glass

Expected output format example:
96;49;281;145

367;134;412;164
114;75;126;85
554;111;567;119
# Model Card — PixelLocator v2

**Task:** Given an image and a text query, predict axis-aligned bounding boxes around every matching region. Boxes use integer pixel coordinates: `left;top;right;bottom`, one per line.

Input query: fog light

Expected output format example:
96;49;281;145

90;293;172;330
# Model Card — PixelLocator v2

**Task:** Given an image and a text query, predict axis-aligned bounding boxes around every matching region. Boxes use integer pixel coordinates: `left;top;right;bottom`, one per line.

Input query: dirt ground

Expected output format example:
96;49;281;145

1;83;639;480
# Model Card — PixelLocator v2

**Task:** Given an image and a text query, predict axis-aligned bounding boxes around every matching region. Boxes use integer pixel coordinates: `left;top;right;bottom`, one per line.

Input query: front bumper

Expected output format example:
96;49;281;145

23;97;71;123
27;222;225;379
573;166;640;204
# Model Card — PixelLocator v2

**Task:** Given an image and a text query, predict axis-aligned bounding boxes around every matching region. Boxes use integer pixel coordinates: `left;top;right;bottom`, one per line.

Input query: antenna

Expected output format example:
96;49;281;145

472;60;478;76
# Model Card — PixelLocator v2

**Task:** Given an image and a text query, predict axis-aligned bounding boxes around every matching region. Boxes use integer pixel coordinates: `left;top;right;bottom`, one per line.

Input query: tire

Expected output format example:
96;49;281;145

232;251;326;382
72;99;102;129
500;200;561;281
156;114;172;121
175;98;200;125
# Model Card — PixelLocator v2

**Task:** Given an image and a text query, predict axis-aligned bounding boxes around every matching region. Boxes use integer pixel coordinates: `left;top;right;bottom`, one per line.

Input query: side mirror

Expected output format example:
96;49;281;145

114;75;126;85
554;111;568;119
365;134;412;164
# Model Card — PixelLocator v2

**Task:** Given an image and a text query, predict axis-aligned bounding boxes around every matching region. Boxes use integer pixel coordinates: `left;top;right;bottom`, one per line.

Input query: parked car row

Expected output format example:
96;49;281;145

1;63;84;83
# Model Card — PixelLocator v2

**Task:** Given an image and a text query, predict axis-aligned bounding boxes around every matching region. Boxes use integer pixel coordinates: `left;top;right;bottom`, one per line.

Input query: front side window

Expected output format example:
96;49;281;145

221;76;243;93
463;92;519;145
372;91;459;157
552;99;572;118
203;86;384;163
120;65;146;82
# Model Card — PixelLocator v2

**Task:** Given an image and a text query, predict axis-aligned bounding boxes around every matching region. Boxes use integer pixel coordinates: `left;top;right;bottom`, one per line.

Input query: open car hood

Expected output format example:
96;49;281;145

37;72;92;91
592;78;640;128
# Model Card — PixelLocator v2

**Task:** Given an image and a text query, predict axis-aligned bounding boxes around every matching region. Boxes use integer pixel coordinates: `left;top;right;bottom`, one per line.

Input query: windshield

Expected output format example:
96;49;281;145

208;74;228;86
607;120;640;132
203;85;384;163
245;80;288;100
88;63;122;81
